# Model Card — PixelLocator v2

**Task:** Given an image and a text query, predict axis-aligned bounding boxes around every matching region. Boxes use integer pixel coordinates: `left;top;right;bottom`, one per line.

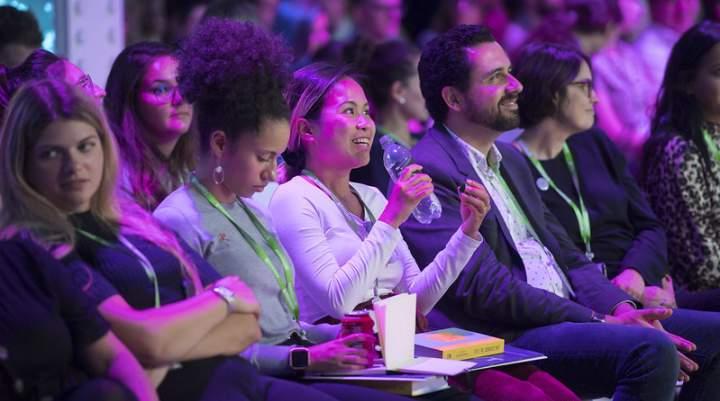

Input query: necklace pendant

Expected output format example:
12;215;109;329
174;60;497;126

536;177;550;191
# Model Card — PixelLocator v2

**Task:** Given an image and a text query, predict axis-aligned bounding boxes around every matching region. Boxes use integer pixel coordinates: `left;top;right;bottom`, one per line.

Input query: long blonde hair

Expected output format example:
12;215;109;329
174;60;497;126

0;79;202;294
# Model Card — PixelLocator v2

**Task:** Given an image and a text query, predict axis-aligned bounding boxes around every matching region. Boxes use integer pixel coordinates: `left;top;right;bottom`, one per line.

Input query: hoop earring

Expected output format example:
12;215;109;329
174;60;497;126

213;164;225;185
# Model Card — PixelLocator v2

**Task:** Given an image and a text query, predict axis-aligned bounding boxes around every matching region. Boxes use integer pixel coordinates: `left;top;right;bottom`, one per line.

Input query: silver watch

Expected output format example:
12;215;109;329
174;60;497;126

213;285;237;313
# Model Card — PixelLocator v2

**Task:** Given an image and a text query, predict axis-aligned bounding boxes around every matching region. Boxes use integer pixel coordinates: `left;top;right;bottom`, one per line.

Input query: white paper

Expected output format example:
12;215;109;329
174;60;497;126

373;293;416;369
397;357;476;376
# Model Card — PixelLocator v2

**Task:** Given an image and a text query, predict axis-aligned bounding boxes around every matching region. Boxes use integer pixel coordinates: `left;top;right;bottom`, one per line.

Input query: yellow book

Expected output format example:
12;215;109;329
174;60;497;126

415;328;505;360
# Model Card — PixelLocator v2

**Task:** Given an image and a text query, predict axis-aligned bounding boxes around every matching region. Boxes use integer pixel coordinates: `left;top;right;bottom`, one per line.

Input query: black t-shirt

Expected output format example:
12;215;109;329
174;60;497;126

0;238;108;400
63;212;220;308
528;129;668;285
61;213;264;401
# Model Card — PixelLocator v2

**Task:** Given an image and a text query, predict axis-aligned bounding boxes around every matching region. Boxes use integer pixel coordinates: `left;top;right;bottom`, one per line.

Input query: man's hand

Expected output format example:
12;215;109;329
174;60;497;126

611;268;645;300
642;276;677;309
605;307;697;382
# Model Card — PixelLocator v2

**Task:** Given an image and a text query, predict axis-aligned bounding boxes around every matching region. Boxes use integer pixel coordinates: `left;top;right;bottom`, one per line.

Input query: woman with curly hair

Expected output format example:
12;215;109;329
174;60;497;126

104;42;195;211
154;18;431;401
0;77;356;401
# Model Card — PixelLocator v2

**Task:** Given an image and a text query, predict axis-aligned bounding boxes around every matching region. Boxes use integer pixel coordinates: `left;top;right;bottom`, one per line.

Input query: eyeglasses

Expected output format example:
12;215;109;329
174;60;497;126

568;79;594;97
142;82;182;103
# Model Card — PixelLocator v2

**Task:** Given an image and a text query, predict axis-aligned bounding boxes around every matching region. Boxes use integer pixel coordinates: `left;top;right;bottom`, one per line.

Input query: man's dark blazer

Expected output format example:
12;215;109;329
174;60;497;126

400;125;632;340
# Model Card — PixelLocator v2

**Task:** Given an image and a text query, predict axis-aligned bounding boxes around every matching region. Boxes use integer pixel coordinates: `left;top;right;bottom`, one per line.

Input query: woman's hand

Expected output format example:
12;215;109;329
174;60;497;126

379;164;434;228
212;276;260;316
307;333;375;372
459;179;490;239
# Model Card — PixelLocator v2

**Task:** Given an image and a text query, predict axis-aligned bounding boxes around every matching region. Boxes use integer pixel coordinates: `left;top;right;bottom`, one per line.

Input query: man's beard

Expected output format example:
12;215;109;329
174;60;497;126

466;95;520;132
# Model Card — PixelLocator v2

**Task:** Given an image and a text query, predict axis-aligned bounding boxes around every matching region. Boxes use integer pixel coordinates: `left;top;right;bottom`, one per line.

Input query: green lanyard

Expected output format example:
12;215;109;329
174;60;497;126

190;177;300;320
516;141;594;260
702;129;720;163
301;169;377;238
76;228;161;308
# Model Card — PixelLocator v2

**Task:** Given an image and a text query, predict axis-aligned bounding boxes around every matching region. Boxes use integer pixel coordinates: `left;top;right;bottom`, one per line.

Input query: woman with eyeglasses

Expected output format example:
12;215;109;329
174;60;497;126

104;42;194;210
512;41;720;398
512;42;677;306
0;49;105;120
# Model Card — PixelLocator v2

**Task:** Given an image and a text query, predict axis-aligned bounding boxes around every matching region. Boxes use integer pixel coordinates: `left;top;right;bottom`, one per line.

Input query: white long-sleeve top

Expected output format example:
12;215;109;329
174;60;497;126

269;176;482;324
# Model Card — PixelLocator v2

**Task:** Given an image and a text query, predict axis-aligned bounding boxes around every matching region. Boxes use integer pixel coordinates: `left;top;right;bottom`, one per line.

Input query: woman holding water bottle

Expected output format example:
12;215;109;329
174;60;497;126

272;62;582;401
273;62;489;325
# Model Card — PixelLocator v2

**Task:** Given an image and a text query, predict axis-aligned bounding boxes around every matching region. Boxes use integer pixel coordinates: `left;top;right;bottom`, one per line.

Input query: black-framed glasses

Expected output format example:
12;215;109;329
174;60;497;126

568;79;594;97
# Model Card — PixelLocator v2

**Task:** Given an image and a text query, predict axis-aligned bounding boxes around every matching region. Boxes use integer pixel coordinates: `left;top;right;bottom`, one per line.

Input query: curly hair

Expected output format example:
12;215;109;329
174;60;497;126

418;24;495;124
178;17;292;152
515;42;590;128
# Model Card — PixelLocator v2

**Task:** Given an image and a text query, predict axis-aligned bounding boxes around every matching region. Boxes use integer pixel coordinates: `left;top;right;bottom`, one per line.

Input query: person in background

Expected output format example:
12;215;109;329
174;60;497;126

0;5;43;68
349;0;404;44
592;0;654;167
521;0;620;58
0;77;340;401
503;0;565;54
0;238;158;401
104;42;194;210
344;39;428;193
0;49;105;120
635;0;700;101
154;18;422;401
274;2;331;69
642;21;720;297
164;0;209;44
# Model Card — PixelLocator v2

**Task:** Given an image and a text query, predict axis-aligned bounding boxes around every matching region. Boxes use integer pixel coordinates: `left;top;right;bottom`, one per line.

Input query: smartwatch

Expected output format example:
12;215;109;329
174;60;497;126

289;347;310;370
212;285;237;313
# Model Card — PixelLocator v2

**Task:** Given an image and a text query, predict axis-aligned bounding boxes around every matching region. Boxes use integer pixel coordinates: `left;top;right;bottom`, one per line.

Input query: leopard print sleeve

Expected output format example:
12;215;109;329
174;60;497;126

646;136;720;290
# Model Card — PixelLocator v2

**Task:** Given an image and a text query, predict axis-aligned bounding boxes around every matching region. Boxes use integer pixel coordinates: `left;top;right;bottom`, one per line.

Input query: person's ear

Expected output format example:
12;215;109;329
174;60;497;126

296;118;316;147
441;86;463;112
209;130;228;160
391;81;407;105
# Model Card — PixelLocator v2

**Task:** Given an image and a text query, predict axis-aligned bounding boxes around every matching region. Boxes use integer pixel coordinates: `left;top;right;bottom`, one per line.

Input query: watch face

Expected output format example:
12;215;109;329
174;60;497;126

290;348;309;369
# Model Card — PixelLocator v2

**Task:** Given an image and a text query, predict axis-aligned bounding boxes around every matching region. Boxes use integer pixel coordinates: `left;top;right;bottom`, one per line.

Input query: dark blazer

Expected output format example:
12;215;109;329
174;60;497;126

400;125;632;339
530;129;668;285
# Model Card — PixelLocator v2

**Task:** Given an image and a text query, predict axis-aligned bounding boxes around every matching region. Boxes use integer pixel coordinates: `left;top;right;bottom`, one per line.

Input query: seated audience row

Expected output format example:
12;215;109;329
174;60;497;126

1;14;720;401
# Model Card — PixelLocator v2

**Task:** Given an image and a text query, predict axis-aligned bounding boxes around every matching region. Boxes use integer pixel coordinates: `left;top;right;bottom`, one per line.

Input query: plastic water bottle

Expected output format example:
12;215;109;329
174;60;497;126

379;136;442;224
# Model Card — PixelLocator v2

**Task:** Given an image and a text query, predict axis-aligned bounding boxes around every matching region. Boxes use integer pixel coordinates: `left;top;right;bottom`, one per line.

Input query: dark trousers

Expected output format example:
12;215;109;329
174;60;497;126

59;379;137;401
510;308;720;401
